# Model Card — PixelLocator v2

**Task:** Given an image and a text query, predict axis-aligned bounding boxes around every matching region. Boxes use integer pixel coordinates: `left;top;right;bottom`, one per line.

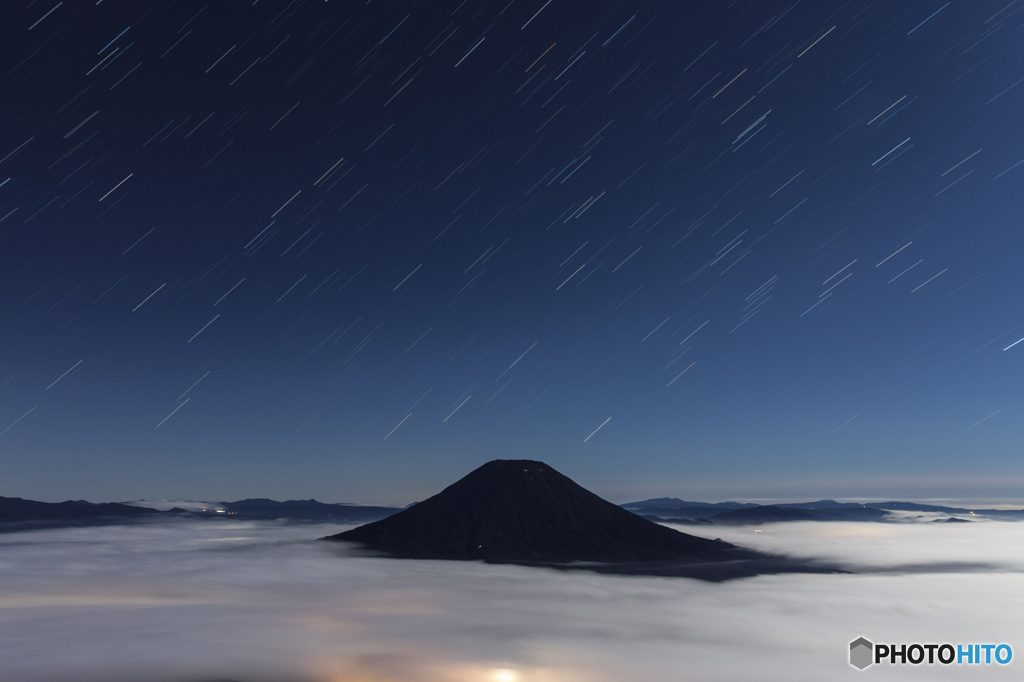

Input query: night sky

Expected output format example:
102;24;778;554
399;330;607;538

2;0;1024;505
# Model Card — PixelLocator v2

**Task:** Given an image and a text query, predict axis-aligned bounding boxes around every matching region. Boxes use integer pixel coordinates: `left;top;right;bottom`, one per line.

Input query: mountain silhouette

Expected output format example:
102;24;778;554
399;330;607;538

706;505;889;525
220;498;401;522
324;459;757;567
0;496;162;530
621;497;756;510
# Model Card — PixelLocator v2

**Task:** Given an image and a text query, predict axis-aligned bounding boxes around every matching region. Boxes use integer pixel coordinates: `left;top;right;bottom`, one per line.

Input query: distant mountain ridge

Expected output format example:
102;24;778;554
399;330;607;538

709;506;889;525
621;497;757;510
0;496;402;529
623;497;901;510
226;498;327;508
0;496;163;529
4;490;1016;532
622;497;1024;525
219;498;401;522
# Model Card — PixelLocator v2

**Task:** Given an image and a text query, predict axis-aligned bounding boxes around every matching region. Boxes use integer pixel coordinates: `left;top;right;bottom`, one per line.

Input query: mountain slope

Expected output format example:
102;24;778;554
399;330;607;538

324;460;748;564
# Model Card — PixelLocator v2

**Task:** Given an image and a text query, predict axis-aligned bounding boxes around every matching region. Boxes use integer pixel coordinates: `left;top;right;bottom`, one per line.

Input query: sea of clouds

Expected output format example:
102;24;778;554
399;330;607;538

1;514;1023;681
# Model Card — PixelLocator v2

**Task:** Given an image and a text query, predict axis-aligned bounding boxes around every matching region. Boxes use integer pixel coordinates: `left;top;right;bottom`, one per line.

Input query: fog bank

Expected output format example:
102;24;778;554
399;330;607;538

1;517;1022;681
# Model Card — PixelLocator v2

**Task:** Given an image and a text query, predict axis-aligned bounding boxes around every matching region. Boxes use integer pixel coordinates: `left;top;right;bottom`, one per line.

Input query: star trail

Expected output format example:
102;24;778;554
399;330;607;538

2;0;1023;503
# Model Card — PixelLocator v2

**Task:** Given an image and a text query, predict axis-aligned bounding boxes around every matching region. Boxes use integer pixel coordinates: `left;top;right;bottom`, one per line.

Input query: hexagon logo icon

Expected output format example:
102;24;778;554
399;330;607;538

850;637;873;670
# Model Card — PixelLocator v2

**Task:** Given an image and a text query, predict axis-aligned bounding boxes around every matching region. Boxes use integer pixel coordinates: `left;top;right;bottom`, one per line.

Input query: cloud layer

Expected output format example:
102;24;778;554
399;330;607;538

1;517;1023;681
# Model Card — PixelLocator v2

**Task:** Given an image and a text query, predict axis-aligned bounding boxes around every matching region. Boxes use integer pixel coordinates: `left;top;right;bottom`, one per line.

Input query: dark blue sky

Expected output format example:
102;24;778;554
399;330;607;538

2;0;1023;505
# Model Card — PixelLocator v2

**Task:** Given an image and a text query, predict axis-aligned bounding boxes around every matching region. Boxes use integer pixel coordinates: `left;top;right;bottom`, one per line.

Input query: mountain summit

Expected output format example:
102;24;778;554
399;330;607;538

323;459;746;565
